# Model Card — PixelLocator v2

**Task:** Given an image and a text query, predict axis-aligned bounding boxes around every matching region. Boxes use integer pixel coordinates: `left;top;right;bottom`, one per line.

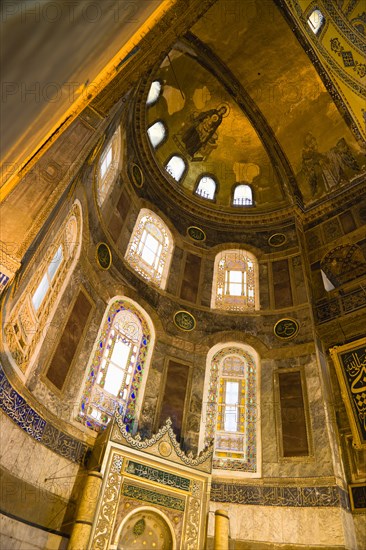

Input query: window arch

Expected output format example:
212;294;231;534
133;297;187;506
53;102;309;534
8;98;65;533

77;298;154;432
5;201;82;376
125;209;174;289
146;80;162;106
233;184;253;206
195;176;216;200
97;127;121;206
211;249;259;311
199;343;261;476
165;155;186;182
307;8;325;34
147;121;167;149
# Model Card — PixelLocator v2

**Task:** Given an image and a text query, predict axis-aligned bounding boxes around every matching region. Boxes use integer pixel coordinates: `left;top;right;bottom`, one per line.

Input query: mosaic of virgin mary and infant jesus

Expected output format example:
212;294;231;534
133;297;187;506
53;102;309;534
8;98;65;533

175;104;229;161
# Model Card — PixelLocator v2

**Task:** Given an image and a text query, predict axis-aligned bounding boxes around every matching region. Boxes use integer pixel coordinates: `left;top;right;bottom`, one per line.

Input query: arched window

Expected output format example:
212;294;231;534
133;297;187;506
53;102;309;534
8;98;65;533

77;298;154;432
195;176;216;200
146;80;162;106
307;8;325;34
5;201;82;376
165;155;186;182
211;249;259;311
97;127;121;206
147;121;167;148
320;269;335;292
200;344;261;476
233;184;253;206
125;209;174;289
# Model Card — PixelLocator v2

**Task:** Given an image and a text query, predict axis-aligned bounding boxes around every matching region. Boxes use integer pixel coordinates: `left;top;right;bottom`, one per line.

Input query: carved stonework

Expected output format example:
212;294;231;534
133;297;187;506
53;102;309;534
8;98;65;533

90;417;212;550
92;452;124;550
112;412;213;473
183;497;201;550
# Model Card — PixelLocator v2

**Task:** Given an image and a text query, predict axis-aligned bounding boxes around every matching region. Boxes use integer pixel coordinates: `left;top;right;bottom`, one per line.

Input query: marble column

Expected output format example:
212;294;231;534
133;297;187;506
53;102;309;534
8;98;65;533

68;470;103;550
214;509;229;550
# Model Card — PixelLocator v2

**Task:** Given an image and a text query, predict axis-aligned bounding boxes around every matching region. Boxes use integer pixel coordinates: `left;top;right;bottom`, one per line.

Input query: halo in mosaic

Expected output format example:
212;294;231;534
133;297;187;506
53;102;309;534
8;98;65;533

77;299;151;431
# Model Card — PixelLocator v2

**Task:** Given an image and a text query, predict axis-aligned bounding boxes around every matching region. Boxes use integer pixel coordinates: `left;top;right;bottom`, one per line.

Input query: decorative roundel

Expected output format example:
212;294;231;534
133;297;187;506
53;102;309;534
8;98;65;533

174;310;196;331
268;233;287;247
274;318;299;340
158;441;172;457
187;226;206;242
96;242;112;270
131;163;144;188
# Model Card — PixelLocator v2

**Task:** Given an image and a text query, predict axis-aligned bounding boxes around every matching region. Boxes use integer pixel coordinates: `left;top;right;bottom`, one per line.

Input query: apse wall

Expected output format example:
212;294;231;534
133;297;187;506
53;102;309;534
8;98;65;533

1;93;365;550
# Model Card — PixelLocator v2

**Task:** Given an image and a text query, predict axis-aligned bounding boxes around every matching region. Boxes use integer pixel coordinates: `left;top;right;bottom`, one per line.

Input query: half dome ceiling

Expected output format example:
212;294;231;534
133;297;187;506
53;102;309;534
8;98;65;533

146;49;286;211
141;0;365;216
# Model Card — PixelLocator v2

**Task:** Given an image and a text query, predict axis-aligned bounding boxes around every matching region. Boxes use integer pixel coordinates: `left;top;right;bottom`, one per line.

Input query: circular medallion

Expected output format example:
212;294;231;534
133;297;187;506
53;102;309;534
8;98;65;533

268;233;287;247
274;318;299;340
174;310;196;331
131;163;144;188
187;226;206;242
158;441;172;457
96;242;112;270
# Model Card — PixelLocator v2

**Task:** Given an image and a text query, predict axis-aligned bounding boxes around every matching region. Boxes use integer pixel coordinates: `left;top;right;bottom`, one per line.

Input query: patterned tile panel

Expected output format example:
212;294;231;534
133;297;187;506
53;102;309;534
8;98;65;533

211;482;350;510
126;460;191;491
0;363;89;464
122;483;186;511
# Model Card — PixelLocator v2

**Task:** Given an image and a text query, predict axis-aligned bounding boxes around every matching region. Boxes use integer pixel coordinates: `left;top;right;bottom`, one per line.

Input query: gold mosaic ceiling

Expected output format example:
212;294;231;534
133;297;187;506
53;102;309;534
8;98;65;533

145;0;365;212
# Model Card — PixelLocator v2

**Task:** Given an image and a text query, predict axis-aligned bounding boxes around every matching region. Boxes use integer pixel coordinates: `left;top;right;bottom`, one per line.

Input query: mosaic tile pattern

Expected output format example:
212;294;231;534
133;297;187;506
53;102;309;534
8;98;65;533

211;482;350;510
0;363;89;464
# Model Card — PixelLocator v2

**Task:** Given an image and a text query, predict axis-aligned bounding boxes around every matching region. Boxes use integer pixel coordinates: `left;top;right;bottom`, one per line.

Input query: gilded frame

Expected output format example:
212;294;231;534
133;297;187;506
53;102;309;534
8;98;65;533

330;337;366;450
348;482;366;513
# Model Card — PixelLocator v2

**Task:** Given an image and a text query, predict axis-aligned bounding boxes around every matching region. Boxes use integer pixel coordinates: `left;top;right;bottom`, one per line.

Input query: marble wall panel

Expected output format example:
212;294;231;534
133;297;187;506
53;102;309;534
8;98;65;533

0;514;67;550
0;412;80;502
207;502;355;548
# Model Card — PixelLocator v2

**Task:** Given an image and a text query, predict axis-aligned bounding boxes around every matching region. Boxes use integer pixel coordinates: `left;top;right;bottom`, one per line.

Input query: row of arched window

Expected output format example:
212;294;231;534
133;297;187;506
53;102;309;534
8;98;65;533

96;125;254;207
4;207;260;473
145;81;254;206
77;296;260;475
124;209;260;311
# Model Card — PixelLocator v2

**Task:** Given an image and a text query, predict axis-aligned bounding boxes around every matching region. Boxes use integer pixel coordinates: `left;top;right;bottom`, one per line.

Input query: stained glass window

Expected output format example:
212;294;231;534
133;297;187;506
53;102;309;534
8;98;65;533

125;209;174;289
233;184;252;206
307;9;325;34
195;176;216;200
6;202;82;375
165;155;186;182
146;80;162;106
97;127;121;206
147;121;166;148
200;345;260;473
211;249;259;311
78;299;153;432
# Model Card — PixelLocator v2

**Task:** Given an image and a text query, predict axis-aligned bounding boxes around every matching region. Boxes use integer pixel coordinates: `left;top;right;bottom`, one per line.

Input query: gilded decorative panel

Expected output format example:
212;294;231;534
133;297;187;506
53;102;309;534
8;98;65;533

211;482;349;510
125;460;191;491
330;337;366;449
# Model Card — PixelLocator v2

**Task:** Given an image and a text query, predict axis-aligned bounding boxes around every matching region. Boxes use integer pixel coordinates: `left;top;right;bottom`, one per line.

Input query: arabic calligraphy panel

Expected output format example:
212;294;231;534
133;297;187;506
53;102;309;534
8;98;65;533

330;337;366;449
274;318;299;340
